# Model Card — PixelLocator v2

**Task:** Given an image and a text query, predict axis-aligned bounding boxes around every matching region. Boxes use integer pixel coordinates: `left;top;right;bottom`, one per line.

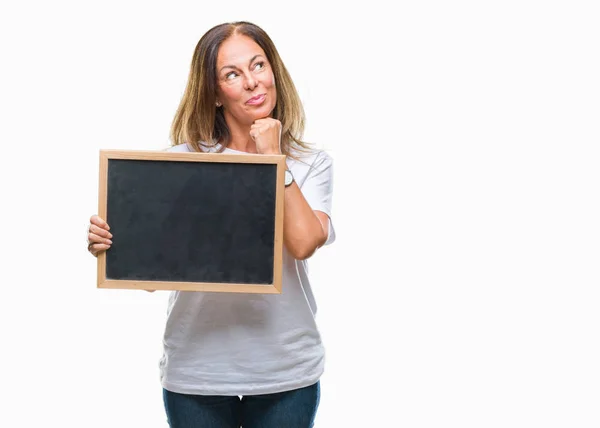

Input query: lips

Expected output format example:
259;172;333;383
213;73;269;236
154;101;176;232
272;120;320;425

246;94;266;106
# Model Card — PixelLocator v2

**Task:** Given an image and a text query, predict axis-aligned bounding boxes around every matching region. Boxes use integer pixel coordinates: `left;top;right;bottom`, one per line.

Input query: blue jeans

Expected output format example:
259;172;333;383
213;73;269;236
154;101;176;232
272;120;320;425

163;381;320;428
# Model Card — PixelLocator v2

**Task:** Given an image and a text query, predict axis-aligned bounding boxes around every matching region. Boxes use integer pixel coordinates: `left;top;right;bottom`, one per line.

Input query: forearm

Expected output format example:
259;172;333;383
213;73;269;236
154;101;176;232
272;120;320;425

253;127;331;259
283;181;328;260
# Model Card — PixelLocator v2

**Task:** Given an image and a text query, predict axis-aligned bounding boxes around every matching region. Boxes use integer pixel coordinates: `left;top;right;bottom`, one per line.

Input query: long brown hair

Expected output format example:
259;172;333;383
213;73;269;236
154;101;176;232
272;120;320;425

170;21;311;156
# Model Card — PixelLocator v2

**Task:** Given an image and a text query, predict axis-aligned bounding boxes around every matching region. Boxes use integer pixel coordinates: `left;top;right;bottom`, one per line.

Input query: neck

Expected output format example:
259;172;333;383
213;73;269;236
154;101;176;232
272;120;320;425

223;115;258;153
227;134;257;153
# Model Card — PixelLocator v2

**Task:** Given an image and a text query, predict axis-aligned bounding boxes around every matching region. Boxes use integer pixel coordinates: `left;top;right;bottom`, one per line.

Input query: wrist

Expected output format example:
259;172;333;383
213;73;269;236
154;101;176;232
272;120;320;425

284;169;294;187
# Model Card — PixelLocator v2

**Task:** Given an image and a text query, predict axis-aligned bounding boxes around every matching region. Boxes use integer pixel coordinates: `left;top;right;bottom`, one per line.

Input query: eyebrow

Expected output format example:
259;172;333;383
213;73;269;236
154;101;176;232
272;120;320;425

219;55;264;73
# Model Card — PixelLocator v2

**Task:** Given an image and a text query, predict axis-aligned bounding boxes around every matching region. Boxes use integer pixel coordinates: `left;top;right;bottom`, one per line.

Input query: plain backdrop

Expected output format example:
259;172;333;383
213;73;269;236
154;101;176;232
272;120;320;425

1;1;599;427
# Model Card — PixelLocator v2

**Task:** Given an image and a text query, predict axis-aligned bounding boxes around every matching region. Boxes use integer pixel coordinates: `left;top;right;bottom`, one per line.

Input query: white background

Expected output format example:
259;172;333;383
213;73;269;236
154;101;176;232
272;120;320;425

1;1;599;427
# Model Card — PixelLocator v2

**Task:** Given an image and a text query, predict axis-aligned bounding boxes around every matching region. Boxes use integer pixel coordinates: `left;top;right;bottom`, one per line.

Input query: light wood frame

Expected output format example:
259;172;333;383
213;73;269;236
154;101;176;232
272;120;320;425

97;149;286;293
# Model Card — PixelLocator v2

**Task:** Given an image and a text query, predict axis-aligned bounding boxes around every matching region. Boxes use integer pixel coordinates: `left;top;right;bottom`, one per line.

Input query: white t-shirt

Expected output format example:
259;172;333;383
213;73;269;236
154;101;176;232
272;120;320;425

158;143;335;396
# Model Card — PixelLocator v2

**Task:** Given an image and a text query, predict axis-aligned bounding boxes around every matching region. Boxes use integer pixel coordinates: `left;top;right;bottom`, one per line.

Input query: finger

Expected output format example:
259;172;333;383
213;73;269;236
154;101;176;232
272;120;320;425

254;118;280;128
88;232;112;247
90;215;110;230
254;118;278;125
89;243;111;257
250;123;268;135
88;234;113;247
249;125;262;135
249;129;260;141
89;224;113;240
251;121;269;130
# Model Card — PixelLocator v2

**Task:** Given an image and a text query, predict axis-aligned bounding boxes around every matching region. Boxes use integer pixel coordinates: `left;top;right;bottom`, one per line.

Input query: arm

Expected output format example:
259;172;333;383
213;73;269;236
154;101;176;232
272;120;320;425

251;118;334;260
282;180;330;260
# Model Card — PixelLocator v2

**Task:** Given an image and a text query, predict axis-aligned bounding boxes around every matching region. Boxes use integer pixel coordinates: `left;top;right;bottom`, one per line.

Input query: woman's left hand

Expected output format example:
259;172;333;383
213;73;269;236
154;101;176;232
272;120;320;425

250;118;282;155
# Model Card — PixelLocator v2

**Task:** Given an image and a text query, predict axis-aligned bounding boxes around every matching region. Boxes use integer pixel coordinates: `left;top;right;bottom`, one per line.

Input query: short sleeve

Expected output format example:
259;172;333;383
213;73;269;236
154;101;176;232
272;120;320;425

297;151;336;245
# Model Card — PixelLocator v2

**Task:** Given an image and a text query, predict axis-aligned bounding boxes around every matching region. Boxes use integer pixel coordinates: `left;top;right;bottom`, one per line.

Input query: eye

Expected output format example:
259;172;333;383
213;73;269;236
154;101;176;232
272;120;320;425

253;61;265;71
225;71;238;80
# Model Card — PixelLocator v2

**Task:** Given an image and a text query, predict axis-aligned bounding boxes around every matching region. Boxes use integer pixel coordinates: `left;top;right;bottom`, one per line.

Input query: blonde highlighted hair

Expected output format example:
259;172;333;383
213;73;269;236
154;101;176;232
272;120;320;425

170;21;311;156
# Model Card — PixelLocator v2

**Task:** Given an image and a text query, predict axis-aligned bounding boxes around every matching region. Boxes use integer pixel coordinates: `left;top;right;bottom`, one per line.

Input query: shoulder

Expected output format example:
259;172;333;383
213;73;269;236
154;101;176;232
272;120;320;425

288;148;333;186
289;148;333;171
311;150;333;170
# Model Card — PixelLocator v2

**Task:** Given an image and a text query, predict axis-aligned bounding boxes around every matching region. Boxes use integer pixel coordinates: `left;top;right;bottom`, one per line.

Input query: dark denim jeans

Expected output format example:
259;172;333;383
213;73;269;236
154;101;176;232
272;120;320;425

163;381;320;428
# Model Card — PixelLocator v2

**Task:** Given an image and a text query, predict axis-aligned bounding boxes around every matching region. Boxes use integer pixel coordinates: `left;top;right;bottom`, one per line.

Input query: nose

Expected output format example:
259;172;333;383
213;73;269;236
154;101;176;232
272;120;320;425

243;73;258;91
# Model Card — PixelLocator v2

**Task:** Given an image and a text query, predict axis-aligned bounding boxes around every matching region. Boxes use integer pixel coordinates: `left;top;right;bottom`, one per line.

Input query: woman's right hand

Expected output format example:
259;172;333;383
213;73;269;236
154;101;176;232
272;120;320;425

87;215;113;257
86;215;154;293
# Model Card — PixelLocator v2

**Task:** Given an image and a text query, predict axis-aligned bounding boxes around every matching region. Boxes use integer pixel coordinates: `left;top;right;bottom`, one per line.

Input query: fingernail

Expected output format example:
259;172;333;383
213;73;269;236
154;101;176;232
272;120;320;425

107;240;113;244
108;233;113;238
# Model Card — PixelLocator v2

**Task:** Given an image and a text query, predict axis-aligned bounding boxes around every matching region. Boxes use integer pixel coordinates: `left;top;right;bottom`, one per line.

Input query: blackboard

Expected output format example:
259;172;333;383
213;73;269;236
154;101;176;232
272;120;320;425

96;149;286;293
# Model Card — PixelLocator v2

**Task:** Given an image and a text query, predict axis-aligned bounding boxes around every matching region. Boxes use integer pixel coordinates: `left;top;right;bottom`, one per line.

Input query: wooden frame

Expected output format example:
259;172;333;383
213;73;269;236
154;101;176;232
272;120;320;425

96;149;286;293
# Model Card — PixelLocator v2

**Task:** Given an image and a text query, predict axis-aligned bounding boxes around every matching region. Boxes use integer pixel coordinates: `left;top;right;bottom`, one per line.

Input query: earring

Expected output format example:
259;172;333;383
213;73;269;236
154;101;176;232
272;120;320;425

216;101;222;107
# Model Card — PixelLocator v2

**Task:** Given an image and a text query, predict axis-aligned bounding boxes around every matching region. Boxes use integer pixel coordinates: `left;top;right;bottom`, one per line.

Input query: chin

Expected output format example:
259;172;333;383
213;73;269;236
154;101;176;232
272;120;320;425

248;104;275;120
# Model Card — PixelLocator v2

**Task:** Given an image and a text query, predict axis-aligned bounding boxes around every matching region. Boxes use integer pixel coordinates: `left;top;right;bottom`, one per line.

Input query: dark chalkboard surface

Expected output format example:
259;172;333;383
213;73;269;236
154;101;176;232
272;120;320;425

96;149;286;293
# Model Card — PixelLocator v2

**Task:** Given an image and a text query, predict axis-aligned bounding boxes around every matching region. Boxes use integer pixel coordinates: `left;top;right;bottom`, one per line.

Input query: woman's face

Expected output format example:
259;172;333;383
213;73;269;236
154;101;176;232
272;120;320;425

216;34;277;127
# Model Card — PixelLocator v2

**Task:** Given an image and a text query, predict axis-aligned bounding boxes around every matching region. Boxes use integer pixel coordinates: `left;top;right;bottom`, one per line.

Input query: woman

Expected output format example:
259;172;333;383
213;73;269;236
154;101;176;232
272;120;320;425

87;21;334;428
